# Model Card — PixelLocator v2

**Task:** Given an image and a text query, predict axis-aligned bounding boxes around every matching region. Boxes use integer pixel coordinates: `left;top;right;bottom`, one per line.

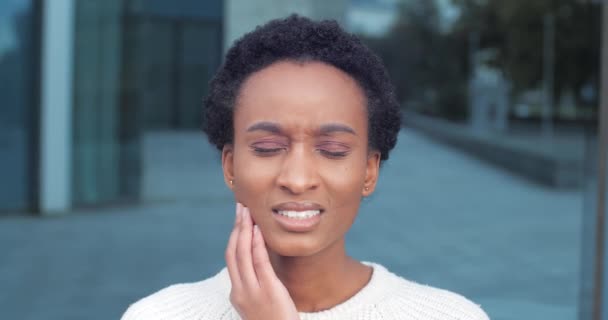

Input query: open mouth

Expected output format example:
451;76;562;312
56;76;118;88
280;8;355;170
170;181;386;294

271;209;324;232
272;209;323;220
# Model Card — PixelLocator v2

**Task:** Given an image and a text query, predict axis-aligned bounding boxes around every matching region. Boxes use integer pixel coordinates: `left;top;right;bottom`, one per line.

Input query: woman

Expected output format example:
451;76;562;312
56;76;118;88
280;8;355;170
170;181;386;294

122;15;489;320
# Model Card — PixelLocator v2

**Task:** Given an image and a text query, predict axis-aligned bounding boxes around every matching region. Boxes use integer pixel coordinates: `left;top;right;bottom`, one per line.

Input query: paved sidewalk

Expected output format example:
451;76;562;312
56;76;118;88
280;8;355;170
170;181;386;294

0;129;582;320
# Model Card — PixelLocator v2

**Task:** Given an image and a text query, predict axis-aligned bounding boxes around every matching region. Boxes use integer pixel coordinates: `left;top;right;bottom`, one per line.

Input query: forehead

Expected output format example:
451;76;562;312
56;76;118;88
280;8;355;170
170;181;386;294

233;61;367;132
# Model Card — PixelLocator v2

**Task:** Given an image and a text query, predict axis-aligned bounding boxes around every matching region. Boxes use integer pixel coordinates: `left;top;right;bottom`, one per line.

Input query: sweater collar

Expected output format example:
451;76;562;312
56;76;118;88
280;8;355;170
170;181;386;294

214;261;392;318
297;261;390;318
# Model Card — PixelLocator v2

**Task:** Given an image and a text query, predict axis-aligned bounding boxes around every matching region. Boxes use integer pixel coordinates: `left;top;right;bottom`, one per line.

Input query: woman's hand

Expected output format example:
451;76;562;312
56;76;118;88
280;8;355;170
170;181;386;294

225;203;300;320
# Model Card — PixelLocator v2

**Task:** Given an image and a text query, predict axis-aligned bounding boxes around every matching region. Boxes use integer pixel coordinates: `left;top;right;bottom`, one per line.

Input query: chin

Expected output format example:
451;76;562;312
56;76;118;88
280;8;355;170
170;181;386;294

265;234;324;257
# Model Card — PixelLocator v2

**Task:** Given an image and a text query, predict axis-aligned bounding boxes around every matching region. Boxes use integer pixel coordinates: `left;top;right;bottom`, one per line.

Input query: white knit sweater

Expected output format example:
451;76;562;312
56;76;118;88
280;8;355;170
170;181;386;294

122;261;489;320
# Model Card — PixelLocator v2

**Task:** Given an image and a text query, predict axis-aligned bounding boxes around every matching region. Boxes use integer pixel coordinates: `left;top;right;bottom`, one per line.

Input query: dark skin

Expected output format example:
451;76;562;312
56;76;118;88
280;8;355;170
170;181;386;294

222;61;381;319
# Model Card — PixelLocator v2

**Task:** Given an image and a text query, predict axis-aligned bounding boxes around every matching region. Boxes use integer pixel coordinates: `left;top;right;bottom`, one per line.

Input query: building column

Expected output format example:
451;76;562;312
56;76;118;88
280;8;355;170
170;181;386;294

39;0;75;214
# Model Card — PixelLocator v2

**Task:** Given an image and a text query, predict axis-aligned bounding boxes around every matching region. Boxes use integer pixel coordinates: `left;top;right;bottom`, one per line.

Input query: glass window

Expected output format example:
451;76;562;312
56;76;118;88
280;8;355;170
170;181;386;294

0;0;38;212
71;0;223;205
125;0;222;130
72;0;137;205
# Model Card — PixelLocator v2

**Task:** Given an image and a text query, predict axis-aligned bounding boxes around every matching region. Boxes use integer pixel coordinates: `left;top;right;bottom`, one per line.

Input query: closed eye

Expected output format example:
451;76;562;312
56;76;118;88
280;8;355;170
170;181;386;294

251;147;284;156
317;142;350;158
319;149;349;158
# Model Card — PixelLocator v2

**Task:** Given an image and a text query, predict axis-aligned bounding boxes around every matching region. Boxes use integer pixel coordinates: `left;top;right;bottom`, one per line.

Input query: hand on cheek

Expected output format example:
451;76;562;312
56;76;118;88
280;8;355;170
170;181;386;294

225;203;300;320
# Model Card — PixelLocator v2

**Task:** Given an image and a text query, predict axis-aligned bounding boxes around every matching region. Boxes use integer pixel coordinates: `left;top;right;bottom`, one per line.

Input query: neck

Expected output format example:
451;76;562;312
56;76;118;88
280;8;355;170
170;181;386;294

268;238;372;313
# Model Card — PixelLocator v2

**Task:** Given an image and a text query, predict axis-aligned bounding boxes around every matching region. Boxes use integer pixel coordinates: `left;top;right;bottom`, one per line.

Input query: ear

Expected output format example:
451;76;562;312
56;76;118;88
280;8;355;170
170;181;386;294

362;150;381;197
221;144;235;191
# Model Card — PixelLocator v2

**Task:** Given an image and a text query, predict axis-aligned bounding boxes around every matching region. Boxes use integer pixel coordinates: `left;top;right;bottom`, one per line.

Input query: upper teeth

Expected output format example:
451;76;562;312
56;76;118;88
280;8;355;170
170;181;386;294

276;210;320;219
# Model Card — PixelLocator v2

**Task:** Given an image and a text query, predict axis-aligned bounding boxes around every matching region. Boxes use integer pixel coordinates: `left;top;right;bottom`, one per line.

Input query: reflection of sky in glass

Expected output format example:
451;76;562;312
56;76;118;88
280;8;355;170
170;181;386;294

128;0;221;19
436;0;460;32
347;0;461;36
0;0;29;56
350;0;396;8
347;0;395;36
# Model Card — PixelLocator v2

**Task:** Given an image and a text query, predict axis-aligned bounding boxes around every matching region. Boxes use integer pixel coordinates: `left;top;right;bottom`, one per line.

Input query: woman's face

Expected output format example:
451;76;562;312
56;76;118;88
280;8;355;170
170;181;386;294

222;61;380;257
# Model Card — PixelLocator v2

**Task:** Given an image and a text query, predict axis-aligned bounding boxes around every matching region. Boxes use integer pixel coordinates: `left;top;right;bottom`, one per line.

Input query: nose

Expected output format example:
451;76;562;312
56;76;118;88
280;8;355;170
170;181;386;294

276;144;319;195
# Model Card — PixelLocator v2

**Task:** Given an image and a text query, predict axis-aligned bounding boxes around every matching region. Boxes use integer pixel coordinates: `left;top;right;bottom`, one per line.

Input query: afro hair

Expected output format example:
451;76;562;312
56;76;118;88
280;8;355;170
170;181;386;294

202;14;401;162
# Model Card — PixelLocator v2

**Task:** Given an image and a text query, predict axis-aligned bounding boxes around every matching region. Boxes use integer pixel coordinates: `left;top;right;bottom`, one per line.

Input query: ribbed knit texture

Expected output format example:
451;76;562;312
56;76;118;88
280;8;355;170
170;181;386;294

121;261;489;320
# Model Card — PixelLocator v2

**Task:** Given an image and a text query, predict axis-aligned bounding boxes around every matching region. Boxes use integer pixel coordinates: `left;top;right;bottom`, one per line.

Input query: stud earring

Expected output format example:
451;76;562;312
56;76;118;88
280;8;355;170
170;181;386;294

364;187;369;191
230;180;234;185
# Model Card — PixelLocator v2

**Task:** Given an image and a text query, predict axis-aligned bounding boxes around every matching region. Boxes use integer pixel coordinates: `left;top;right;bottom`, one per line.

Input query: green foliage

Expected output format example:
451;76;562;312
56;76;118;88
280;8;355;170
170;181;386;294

451;0;601;106
361;0;601;120
361;1;469;120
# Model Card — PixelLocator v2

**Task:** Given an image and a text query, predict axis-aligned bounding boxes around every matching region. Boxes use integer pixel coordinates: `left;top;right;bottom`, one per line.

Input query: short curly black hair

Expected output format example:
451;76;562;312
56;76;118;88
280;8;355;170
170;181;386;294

202;14;401;162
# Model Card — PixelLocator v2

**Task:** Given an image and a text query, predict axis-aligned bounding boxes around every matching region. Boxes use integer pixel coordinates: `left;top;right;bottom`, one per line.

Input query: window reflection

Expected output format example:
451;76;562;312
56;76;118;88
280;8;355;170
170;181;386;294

0;0;36;212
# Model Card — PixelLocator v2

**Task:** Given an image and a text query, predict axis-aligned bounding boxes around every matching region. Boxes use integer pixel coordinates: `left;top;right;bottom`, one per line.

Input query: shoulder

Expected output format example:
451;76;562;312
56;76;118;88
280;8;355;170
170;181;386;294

120;268;237;320
369;263;489;320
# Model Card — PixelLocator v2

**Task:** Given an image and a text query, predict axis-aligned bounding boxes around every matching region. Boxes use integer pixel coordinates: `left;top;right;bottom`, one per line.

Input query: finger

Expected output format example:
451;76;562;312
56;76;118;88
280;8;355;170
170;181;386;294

251;224;279;289
236;206;260;290
233;202;242;227
225;203;243;290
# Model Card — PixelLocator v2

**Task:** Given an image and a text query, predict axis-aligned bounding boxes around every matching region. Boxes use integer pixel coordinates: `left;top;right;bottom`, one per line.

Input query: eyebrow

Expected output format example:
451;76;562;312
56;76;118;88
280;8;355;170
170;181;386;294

319;123;357;136
246;121;282;134
246;121;357;136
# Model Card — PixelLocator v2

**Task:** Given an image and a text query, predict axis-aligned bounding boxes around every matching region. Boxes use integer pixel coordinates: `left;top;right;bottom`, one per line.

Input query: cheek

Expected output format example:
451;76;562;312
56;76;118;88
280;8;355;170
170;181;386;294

314;165;366;235
234;153;279;187
320;160;367;200
232;153;279;216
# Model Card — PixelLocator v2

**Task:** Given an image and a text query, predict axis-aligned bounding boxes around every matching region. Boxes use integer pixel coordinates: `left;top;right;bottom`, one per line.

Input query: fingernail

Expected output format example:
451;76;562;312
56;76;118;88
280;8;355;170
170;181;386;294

236;203;240;216
253;224;259;236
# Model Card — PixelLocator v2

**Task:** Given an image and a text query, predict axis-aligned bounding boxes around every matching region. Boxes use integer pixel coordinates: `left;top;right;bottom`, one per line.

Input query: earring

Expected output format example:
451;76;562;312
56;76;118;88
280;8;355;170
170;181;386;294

230;180;234;185
364;187;369;191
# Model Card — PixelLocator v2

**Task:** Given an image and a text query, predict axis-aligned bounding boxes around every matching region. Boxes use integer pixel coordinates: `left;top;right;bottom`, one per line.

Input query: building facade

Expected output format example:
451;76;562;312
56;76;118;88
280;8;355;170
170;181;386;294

0;0;349;215
0;0;224;214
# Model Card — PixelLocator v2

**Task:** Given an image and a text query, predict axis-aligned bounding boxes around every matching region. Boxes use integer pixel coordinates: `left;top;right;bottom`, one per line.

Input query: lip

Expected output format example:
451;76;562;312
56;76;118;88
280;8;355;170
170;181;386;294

272;202;324;233
272;202;324;212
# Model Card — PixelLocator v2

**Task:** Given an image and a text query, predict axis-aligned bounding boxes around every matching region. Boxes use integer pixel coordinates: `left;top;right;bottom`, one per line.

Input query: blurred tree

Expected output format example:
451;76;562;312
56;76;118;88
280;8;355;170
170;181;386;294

362;1;469;120
451;0;601;109
361;0;601;120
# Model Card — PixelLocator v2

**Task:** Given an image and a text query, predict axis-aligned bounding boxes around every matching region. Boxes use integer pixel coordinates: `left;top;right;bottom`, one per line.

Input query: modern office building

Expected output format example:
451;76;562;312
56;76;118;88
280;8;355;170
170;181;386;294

0;0;348;215
1;0;220;213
